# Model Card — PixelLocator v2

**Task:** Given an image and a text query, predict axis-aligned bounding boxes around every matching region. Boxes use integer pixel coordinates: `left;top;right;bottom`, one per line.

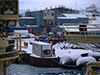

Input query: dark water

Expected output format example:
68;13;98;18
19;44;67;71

7;64;85;75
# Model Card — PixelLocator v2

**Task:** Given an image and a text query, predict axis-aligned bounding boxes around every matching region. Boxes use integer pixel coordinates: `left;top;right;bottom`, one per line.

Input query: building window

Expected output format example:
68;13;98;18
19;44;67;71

51;13;54;16
44;13;46;16
84;19;87;22
1;1;17;15
80;19;82;22
35;13;37;16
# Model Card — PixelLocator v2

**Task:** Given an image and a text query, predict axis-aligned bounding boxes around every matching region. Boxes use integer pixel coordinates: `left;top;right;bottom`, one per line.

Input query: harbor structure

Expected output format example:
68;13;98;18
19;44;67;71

0;0;25;75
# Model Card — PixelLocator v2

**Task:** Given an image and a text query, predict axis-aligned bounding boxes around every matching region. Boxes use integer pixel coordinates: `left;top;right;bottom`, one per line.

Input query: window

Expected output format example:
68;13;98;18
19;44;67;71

44;13;46;16
84;19;87;22
80;19;82;22
1;1;17;15
51;13;54;16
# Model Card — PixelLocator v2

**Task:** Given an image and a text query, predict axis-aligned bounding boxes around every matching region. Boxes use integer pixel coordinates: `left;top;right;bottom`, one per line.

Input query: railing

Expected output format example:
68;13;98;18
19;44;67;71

85;62;100;75
0;33;25;60
62;23;100;43
0;33;25;71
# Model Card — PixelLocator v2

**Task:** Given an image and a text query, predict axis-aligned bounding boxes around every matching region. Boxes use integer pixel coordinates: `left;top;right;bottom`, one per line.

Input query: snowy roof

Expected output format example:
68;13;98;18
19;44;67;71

24;25;39;27
13;30;29;37
58;17;77;19
60;25;100;32
62;14;88;18
19;17;35;19
14;30;29;34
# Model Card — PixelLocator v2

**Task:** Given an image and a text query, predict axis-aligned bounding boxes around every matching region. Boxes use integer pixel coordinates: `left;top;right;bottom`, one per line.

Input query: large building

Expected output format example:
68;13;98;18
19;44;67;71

19;6;81;34
22;9;58;34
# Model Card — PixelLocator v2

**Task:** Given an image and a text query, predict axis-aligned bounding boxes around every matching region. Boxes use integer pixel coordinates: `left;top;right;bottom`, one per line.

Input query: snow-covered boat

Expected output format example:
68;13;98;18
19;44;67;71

22;40;60;67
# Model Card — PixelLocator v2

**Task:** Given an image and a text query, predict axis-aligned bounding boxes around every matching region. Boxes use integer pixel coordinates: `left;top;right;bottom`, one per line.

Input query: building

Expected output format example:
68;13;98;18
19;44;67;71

24;9;58;34
51;5;79;16
58;14;89;25
19;6;79;34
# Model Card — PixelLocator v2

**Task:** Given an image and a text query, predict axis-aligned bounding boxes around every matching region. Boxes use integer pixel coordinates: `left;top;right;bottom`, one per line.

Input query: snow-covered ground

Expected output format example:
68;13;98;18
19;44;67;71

89;17;100;24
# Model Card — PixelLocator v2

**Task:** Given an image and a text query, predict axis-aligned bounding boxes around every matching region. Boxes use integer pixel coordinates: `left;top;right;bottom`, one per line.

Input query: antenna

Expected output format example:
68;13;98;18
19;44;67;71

75;1;77;10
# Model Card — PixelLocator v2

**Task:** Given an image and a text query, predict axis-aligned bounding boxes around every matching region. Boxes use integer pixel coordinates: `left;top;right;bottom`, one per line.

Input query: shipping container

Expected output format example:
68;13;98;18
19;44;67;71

32;41;52;57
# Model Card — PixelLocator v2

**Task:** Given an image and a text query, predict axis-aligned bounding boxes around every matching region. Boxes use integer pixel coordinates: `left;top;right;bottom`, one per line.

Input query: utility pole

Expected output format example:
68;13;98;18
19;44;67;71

75;1;77;10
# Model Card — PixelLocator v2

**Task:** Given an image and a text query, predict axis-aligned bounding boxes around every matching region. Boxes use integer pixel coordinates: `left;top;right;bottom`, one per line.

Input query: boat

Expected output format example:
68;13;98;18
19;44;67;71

86;4;97;12
22;40;60;67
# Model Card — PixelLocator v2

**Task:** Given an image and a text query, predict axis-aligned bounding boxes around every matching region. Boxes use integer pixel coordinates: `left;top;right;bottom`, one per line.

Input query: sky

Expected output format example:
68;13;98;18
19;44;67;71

19;0;100;11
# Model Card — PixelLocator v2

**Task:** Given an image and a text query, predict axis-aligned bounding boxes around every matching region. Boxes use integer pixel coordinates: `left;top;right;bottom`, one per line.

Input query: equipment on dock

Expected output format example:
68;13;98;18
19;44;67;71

31;41;52;57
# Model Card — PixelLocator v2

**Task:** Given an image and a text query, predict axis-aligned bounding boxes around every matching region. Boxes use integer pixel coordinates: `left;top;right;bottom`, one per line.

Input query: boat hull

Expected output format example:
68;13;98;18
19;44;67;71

23;53;60;67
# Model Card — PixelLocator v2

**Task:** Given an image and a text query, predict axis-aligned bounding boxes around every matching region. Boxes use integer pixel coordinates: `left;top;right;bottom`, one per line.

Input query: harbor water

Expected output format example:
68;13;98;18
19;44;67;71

7;63;85;75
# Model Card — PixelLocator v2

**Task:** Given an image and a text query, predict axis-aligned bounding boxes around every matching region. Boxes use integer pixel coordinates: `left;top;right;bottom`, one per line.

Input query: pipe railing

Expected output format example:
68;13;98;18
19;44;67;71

0;33;24;58
62;23;100;43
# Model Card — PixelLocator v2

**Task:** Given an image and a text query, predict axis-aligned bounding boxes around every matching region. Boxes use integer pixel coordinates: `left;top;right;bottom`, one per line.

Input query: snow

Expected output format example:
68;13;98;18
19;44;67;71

76;56;96;66
60;26;80;32
89;17;100;24
88;52;100;58
27;33;35;38
60;55;73;65
14;30;28;34
19;17;35;19
15;36;100;65
20;38;92;59
60;22;100;32
13;30;29;37
58;17;77;19
62;14;88;18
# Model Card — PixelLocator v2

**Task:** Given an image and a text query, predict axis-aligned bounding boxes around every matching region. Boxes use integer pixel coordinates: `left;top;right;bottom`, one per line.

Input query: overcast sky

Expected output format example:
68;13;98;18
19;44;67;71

19;0;100;10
